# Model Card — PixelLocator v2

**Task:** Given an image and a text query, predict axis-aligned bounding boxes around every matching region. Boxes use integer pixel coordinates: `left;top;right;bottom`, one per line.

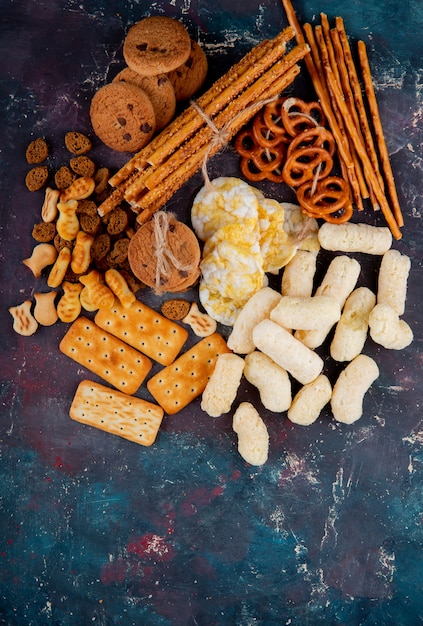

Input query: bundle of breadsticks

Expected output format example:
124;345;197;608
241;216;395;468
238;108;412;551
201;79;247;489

281;0;403;240
97;26;309;223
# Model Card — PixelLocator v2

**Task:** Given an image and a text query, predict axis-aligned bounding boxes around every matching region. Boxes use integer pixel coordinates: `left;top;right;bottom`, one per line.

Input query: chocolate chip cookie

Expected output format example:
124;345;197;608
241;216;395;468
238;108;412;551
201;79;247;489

123;16;191;77
90;81;156;152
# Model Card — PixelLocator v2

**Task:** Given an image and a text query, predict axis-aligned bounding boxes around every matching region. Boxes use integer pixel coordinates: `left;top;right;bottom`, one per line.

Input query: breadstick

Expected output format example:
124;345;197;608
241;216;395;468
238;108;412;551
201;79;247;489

108;28;295;189
281;0;358;189
357;39;404;228
313;26;402;239
321;18;369;202
312;23;365;209
302;22;362;210
136;45;308;197
131;65;302;217
335;17;385;197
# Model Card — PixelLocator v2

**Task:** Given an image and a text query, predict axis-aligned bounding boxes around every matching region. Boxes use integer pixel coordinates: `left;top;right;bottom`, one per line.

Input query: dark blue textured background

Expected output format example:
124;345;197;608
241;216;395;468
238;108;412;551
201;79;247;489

0;1;422;624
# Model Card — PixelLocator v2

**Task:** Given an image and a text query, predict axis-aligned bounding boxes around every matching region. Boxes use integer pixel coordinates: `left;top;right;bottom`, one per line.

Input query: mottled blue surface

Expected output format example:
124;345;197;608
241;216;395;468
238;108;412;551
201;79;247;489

0;0;422;624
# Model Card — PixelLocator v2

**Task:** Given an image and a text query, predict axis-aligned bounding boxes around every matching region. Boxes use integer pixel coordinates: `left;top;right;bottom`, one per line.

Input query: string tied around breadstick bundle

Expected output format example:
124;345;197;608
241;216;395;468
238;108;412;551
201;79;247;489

153;211;197;295
190;95;282;189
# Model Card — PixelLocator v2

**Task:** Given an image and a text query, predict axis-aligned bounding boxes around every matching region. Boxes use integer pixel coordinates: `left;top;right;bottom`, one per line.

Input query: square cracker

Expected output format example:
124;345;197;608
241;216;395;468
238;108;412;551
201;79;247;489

59;317;152;395
95;300;188;366
70;380;164;446
147;333;231;415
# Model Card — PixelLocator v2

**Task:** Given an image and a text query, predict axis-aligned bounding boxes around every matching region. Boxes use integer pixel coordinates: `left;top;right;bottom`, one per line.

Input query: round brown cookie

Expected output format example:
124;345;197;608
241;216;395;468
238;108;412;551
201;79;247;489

90;82;156;152
123;16;191;77
26;137;49;164
25;166;49;191
128;214;201;293
65;131;92;155
167;40;208;102
113;68;176;131
161;298;191;320
70;155;96;177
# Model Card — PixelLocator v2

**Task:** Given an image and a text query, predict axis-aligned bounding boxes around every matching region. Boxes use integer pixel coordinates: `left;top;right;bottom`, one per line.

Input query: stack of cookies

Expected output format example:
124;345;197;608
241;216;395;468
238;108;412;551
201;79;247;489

90;16;208;152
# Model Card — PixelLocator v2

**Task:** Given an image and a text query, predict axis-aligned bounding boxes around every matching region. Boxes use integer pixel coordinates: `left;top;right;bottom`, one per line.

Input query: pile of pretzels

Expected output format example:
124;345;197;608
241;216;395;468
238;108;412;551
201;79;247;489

234;96;352;224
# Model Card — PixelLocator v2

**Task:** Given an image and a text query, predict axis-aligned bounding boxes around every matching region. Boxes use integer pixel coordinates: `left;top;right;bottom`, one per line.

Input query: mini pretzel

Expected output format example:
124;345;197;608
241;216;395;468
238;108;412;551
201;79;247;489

252;112;287;149
281;97;326;136
240;155;285;183
297;176;353;223
287;126;336;157
282;146;333;187
262;98;291;143
234;128;258;158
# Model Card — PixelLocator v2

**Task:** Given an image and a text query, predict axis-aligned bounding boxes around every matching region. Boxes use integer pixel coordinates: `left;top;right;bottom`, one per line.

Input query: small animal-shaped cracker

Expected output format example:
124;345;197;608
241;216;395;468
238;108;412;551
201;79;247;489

70;380;164;447
23;243;58;278
41;187;60;222
59;317;152;394
56;199;80;241
34;291;58;326
105;268;136;309
79;286;99;312
9;300;38;336
182;302;217;337
47;246;72;288
60;176;96;202
71;230;94;274
79;269;115;310
57;281;83;323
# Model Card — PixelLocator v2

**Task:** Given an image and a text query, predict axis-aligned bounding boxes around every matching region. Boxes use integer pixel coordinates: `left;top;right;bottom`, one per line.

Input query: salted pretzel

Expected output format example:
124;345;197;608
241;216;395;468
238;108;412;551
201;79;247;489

240;157;285;183
281;97;326;136
262;98;292;143
282;146;333;187
252;111;287;148
234;120;286;182
296;176;353;223
234;128;259;157
286;126;336;157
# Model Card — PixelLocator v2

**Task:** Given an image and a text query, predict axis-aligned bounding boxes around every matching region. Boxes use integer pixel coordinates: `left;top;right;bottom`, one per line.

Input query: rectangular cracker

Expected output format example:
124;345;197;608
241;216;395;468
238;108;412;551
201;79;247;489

70;380;164;446
147;333;231;415
95;300;188;366
59;317;152;395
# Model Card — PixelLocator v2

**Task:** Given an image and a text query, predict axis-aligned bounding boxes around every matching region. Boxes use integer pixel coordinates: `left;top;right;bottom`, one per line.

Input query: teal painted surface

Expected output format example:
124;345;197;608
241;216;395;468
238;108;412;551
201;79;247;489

0;0;422;624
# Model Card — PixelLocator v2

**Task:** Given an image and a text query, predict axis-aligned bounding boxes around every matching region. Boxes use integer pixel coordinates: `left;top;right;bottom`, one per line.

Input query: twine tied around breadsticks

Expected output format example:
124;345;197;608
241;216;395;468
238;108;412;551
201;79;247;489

190;95;283;189
153;211;197;295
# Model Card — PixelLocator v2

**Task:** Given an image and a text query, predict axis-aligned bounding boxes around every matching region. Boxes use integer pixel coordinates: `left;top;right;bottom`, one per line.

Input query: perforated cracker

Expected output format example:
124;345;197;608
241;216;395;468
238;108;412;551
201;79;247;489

95;300;188;366
59;317;152;394
147;333;231;414
70;380;163;446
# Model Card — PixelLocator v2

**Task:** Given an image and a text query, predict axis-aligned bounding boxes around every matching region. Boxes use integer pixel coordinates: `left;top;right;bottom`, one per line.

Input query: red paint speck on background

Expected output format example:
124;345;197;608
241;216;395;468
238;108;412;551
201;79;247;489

127;532;176;562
